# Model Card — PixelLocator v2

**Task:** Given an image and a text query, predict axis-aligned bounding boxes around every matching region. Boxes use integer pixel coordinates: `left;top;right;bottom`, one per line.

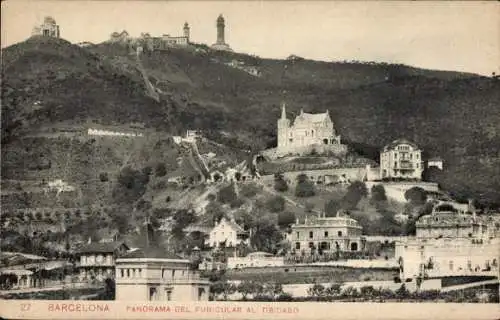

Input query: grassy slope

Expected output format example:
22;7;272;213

2;37;500;211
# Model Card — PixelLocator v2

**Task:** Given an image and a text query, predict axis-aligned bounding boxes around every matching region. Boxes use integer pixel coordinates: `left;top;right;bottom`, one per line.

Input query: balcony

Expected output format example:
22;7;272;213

396;161;413;170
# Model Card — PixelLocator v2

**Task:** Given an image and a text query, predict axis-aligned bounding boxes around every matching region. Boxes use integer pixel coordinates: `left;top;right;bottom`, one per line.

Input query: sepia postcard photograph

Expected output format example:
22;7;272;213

0;1;499;319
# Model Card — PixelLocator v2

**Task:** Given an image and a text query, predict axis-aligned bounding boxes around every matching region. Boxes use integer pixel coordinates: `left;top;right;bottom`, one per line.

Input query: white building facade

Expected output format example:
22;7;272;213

206;217;249;248
289;211;365;254
115;249;210;301
380;139;423;180
395;205;500;280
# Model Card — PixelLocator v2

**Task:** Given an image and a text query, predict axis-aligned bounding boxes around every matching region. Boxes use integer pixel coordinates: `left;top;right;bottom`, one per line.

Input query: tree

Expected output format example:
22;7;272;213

274;174;288;192
325;199;340;216
295;174;316;197
251;218;283;253
211;280;236;301
266;196;286;213
404;187;427;205
234;172;242;181
99;172;109;182
340;181;368;210
205;201;225;225
217;183;238;204
370;185;387;202
326;283;343;297
237;281;256;300
308;283;326;298
395;284;410;300
113;166;150;204
277;211;296;228
155;163;167;177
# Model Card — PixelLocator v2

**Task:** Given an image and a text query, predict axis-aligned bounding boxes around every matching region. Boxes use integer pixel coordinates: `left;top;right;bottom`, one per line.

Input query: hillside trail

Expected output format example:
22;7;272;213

135;47;160;102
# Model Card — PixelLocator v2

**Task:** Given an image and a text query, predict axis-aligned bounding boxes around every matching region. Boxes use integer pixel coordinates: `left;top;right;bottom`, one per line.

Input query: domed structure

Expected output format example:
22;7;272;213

32;16;60;38
415;203;492;239
44;16;56;25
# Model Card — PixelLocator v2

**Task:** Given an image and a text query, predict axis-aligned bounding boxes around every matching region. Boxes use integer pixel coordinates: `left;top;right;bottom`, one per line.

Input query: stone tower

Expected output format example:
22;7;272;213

183;22;190;41
216;14;225;44
277;102;290;148
211;14;232;51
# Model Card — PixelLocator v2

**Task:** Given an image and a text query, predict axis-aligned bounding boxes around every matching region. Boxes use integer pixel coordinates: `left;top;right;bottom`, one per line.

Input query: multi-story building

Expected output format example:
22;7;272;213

415;203;493;239
289;211;365;254
206;217;249;248
76;241;130;281
277;104;342;152
396;237;499;280
32;16;60;38
380;139;423;180
395;203;500;280
115;248;210;301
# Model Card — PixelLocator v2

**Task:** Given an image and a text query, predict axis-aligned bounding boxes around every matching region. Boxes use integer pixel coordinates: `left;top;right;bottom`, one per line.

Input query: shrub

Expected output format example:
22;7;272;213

274;174;288;192
217;184;238;204
99;172;109;182
154;181;166;190
277;211;296;228
295;174;315;198
155;163;167;177
266;196;286;213
370;184;387;202
404;187;427;205
230;198;245;209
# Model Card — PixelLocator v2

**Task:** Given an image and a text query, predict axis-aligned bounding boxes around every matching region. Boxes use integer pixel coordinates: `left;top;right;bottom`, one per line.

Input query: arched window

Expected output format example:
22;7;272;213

350;242;358;251
338;231;343;237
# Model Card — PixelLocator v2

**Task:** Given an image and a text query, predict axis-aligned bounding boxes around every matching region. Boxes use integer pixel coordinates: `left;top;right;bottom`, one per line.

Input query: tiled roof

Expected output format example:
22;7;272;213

218;217;246;233
121;247;184;260
295;111;330;124
77;241;129;254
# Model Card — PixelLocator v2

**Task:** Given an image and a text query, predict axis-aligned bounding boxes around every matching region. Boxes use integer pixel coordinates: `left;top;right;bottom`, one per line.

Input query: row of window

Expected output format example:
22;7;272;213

296;230;344;239
119;268;142;278
295;241;359;251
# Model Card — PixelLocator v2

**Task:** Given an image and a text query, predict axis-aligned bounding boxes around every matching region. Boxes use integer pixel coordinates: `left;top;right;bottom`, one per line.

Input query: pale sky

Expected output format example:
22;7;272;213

2;1;499;75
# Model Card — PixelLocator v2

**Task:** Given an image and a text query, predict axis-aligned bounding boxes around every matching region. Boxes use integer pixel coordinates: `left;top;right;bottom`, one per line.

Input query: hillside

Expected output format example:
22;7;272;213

2;35;500;216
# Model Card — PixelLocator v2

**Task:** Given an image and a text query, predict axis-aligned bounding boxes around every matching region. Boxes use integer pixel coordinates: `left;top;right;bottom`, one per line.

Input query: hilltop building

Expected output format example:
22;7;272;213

115;248;210;301
380;139;423;180
109;23;190;48
32;16;60;38
273;103;344;158
289;210;365;254
109;30;130;43
211;14;232;52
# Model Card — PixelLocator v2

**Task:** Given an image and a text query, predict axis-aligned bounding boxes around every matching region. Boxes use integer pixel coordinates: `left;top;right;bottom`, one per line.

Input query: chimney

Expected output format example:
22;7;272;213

296;218;299;225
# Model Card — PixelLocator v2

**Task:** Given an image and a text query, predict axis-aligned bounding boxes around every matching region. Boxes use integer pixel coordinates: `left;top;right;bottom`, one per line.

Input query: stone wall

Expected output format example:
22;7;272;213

263;143;348;160
365;181;439;203
260;167;367;186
